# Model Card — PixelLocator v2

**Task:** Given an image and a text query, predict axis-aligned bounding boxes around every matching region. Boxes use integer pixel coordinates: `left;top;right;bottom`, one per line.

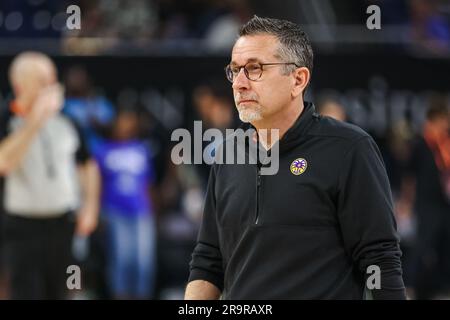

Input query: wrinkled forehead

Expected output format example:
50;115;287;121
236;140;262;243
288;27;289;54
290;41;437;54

230;34;281;66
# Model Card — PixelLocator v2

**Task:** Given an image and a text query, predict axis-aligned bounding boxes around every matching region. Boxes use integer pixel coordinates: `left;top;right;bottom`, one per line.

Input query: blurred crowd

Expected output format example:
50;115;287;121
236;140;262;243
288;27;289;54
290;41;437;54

0;58;239;299
0;58;448;299
0;0;253;54
317;92;450;299
0;0;449;54
56;65;240;300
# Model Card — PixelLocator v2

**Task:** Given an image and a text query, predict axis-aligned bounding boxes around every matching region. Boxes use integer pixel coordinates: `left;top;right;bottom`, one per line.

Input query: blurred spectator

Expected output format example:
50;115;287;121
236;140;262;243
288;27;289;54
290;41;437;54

62;0;157;55
158;0;251;44
191;79;236;188
0;52;100;299
150;80;237;298
94;107;157;299
383;120;416;291
316;94;347;122
384;120;415;197
63;65;115;152
409;0;450;55
61;0;118;55
62;64;116;299
159;0;225;39
204;0;252;51
100;0;159;39
408;95;450;299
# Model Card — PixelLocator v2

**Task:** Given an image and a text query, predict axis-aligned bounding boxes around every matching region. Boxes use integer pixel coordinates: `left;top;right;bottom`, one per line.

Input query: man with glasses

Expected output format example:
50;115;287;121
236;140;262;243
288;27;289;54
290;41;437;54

185;16;406;299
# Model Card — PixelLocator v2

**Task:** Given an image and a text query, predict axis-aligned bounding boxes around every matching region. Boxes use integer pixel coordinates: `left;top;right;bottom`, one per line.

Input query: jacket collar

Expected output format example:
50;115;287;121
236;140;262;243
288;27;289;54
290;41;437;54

278;101;317;152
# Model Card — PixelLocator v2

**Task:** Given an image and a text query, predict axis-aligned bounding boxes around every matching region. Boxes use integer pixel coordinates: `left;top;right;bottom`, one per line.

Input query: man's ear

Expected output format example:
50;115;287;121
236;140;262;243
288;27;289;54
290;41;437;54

291;67;310;99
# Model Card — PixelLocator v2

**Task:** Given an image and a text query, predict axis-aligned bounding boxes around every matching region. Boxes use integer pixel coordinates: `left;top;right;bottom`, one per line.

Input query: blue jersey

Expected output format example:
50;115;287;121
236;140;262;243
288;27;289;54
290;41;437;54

95;139;155;216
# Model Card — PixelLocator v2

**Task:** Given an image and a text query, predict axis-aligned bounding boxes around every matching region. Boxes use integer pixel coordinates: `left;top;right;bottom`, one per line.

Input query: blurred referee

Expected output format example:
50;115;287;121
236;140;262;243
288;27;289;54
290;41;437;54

0;52;100;299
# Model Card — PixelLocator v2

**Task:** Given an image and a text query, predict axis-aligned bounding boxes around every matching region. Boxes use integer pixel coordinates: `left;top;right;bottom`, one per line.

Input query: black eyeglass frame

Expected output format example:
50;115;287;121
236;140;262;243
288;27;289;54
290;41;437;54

224;62;301;83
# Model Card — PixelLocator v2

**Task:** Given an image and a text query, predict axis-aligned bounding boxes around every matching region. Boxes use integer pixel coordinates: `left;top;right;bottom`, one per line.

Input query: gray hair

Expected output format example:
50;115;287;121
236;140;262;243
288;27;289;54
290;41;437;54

238;15;313;77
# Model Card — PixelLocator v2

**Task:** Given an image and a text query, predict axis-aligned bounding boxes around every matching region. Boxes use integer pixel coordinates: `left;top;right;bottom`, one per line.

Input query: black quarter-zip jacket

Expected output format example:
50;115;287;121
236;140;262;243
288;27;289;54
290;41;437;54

188;102;406;299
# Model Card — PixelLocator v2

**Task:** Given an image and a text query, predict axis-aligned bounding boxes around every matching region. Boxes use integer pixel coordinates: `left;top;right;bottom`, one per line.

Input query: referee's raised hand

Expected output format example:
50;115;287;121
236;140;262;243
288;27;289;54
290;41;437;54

27;83;65;128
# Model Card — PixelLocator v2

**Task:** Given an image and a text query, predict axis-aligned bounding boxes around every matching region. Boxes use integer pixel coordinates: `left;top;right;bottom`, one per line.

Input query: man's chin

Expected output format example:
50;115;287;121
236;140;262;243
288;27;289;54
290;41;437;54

238;111;263;123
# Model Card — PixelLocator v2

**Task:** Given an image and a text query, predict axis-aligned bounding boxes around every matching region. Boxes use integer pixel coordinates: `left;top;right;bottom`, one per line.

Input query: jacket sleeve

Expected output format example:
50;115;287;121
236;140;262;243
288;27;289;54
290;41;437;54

188;164;224;291
336;135;406;300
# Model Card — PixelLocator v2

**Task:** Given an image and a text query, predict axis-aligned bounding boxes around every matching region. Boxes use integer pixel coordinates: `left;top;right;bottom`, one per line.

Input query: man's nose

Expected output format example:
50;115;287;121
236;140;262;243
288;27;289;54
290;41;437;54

232;68;250;91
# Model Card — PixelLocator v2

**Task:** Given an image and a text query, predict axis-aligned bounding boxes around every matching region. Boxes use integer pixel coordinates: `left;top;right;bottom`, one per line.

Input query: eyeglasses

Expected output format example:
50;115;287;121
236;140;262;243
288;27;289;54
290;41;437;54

224;62;300;83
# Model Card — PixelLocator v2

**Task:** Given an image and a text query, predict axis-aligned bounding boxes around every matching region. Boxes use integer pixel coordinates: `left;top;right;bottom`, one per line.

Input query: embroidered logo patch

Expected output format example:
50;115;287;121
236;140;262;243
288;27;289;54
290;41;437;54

290;158;307;175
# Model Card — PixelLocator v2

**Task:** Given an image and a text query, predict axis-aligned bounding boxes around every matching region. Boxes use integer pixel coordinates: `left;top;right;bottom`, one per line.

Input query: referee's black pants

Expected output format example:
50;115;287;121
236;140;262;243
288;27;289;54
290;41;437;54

2;212;75;300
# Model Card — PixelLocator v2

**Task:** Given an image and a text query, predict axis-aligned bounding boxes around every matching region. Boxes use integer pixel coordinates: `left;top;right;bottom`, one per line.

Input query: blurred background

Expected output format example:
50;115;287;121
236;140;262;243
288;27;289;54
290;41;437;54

0;0;449;299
